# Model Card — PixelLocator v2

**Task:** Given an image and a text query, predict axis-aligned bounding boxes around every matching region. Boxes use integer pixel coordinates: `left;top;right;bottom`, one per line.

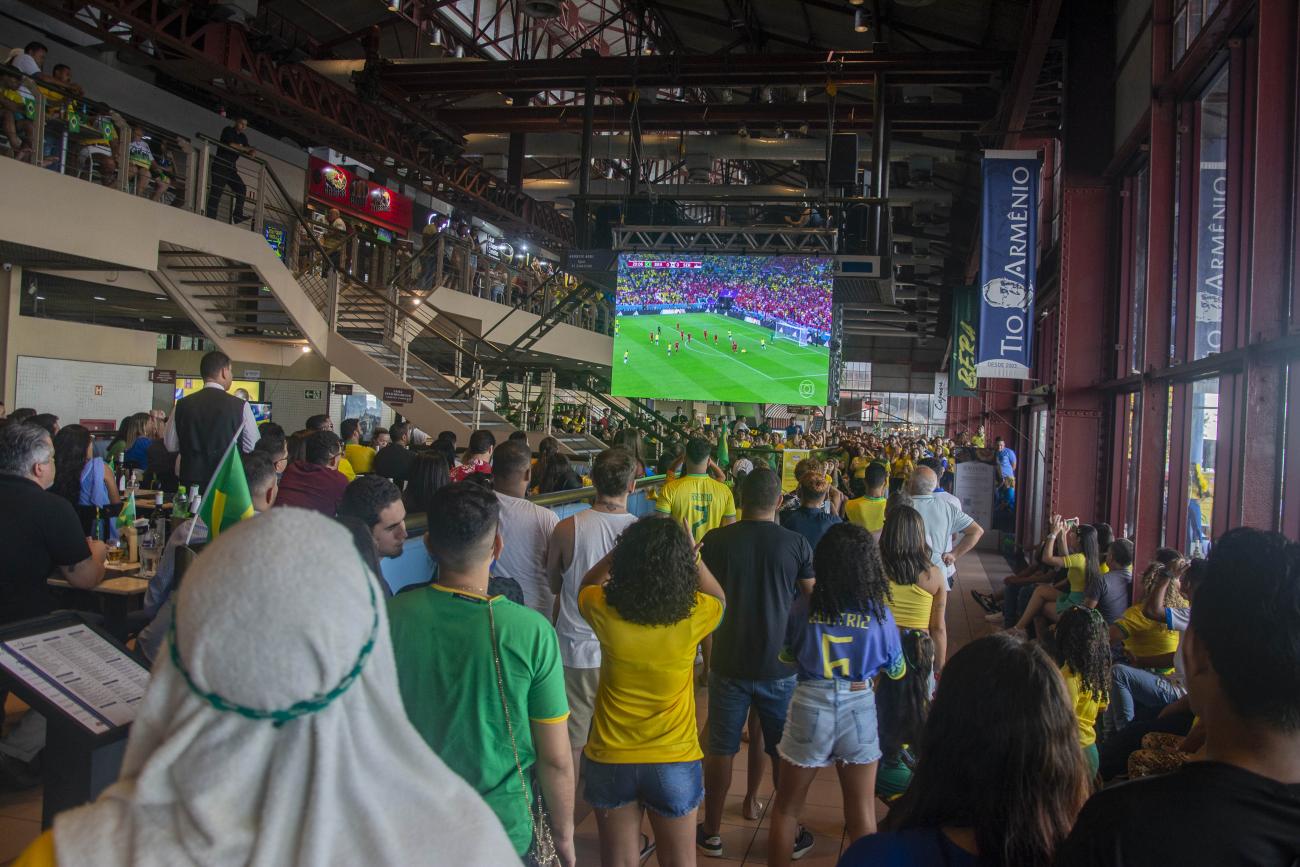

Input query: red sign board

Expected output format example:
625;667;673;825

382;387;415;406
307;156;413;235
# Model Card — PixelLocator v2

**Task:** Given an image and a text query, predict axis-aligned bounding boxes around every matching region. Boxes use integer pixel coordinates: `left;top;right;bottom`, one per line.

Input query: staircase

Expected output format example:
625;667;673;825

0;155;522;442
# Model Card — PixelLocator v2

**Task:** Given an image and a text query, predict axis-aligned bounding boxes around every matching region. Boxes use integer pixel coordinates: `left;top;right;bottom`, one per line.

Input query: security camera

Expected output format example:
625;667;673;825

2;263;12;272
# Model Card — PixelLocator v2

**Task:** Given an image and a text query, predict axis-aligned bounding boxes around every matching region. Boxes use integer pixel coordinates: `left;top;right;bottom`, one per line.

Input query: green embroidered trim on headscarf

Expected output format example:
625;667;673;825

168;564;380;728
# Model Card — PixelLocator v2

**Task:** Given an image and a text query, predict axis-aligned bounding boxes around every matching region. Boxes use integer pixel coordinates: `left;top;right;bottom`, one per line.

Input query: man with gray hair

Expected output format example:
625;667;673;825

908;465;983;587
0;422;107;786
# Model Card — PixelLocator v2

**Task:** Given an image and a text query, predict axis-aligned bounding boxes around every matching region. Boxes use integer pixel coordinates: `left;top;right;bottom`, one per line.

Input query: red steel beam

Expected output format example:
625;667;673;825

377;50;1009;94
29;0;574;246
434;100;993;133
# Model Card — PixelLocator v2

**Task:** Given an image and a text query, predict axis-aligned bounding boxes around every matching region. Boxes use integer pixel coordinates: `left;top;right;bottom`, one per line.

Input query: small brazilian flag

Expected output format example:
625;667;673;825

198;434;254;538
717;421;730;469
116;490;136;530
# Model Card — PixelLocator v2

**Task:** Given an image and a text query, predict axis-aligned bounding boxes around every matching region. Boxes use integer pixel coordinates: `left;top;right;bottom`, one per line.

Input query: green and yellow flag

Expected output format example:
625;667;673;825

716;421;730;469
116;490;136;530
198;436;254;538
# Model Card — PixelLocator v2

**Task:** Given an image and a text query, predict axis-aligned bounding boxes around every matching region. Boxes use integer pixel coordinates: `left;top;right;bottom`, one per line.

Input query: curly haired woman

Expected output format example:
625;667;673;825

1055;605;1111;777
579;516;726;867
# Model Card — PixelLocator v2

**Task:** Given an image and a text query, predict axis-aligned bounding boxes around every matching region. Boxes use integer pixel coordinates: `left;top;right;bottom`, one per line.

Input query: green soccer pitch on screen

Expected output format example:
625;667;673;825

611;253;834;405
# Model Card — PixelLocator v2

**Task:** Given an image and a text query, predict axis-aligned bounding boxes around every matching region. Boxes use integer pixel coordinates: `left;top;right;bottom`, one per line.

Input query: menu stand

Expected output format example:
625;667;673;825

0;613;147;827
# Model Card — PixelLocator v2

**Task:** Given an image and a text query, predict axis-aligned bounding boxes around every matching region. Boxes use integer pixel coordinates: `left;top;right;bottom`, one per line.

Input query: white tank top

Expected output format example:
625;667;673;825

555;508;639;669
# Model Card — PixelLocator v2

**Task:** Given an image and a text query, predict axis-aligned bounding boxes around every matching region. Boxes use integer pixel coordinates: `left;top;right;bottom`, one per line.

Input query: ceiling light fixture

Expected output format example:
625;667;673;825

162;314;173;319
849;0;865;5
301;345;312;353
429;28;443;48
854;9;870;32
93;295;107;301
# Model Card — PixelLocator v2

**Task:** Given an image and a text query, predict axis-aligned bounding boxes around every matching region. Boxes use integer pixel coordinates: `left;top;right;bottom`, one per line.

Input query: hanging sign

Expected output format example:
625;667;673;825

976;150;1040;379
383;387;415;405
307;156;413;235
950;286;979;397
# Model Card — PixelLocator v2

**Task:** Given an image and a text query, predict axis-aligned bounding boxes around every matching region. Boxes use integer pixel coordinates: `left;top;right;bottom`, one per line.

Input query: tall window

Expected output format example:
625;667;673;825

1128;166;1151;373
1122;392;1143;538
1193;69;1230;361
1186;377;1219;556
1170;131;1182;361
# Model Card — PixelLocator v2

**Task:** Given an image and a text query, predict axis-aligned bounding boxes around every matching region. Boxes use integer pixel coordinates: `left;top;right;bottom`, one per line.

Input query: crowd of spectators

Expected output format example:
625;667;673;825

3;366;1299;867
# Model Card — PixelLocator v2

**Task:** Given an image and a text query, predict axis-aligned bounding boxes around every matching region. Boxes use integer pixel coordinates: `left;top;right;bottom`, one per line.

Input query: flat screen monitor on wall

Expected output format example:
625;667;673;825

173;379;263;403
611;254;834;405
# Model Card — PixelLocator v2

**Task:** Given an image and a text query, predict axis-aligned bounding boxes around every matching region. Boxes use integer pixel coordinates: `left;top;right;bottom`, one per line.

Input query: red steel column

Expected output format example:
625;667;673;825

1132;0;1176;564
1234;0;1297;530
1046;2;1114;524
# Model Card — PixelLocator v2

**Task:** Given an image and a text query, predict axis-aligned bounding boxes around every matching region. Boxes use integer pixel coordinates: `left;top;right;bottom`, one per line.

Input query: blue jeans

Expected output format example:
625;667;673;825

1108;664;1185;730
706;672;796;757
581;757;704;818
1002;582;1033;628
777;679;882;768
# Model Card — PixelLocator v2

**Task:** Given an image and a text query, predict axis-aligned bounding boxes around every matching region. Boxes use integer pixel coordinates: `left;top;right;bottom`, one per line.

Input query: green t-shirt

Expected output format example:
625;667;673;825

388;584;570;855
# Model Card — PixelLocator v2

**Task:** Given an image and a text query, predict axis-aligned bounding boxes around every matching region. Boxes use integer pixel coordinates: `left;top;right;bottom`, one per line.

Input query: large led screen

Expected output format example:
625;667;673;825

611;254;833;405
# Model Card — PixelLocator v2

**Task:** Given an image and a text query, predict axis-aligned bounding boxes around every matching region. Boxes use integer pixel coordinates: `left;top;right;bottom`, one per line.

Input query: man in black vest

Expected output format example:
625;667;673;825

163;351;259;487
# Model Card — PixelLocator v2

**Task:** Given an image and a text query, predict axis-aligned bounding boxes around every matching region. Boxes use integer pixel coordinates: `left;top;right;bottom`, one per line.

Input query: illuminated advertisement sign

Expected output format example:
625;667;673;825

307;156;413;235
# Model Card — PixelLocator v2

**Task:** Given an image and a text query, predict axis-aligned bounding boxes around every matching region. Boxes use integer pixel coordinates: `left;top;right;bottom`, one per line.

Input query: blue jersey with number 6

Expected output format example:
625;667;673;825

782;594;906;683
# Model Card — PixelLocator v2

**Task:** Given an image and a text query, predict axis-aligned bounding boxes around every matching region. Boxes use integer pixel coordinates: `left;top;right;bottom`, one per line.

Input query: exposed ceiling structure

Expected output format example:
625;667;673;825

14;0;1057;383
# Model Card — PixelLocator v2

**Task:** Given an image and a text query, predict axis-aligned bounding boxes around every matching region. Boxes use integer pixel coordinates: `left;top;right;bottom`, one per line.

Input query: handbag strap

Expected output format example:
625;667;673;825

487;600;536;836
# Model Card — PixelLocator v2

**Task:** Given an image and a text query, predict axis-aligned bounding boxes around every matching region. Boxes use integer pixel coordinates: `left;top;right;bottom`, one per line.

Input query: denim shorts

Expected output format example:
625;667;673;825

705;672;797;757
776;679;882;768
581;756;704;818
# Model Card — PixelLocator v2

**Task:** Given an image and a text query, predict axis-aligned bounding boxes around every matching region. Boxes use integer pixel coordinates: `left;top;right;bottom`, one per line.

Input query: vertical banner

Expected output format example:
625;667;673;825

976;150;1040;379
950;286;979;398
1194;139;1226;360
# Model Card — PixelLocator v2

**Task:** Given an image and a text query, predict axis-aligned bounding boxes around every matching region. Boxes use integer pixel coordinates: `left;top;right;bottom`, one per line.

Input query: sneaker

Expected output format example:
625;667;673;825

792;826;815;860
696;825;723;858
970;589;1001;614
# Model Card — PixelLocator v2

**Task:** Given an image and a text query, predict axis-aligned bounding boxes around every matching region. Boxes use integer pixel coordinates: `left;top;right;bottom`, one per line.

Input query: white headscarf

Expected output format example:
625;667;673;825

53;508;517;866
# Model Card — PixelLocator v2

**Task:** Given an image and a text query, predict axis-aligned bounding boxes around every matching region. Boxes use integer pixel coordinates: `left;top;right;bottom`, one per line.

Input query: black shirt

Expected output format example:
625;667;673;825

1055;761;1300;866
373;443;416;486
700;520;813;680
779;506;842;552
216;125;249;167
1085;568;1132;624
0;475;92;625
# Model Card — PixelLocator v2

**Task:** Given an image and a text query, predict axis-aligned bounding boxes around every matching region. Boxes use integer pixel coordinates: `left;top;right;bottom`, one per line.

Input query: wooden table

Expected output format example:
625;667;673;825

47;573;150;639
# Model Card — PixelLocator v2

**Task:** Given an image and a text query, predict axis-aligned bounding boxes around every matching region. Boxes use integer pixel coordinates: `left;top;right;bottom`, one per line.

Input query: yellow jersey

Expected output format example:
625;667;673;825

1113;604;1179;665
344;443;377;474
845;496;888;533
849;456;873;479
655;473;736;538
1061;664;1107;748
579;586;723;763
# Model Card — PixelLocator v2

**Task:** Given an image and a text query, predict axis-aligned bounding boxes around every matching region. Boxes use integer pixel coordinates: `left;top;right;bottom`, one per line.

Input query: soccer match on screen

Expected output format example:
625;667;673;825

611;254;834;405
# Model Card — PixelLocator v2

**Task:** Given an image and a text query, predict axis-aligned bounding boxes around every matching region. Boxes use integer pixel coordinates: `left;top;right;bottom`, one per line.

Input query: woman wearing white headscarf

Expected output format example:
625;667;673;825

14;508;517;866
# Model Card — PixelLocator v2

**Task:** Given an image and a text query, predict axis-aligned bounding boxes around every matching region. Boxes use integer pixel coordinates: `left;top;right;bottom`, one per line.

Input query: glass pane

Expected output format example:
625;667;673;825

1170;128;1181;360
1161;386;1173;547
1187;377;1219;556
1123;392;1143;538
1193;68;1229;360
1174;6;1188;60
1130;166;1150;373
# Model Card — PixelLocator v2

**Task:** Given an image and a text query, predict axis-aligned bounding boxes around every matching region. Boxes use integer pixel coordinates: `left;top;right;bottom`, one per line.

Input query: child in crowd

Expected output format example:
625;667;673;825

768;523;904;865
1055;606;1111;777
874;629;935;802
127;126;156;198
